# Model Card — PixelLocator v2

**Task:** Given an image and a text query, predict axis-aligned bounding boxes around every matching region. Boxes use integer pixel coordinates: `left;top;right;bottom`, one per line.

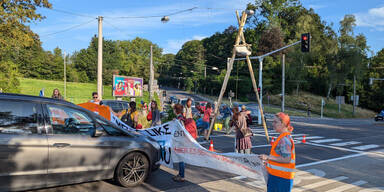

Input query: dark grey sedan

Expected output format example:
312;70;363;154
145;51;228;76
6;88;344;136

0;93;160;191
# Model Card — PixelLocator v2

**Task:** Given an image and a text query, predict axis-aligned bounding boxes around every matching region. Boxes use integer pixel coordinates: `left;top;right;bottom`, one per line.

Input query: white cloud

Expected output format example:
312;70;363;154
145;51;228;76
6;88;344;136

163;35;208;54
354;6;384;29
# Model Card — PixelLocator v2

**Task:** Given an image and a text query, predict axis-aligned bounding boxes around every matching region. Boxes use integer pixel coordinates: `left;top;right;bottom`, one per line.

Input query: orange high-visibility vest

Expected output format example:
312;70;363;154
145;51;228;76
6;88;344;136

266;132;296;179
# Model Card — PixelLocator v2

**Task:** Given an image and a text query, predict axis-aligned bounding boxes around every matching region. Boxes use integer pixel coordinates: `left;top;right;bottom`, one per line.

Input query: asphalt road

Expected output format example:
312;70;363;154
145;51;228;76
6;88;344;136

30;88;384;192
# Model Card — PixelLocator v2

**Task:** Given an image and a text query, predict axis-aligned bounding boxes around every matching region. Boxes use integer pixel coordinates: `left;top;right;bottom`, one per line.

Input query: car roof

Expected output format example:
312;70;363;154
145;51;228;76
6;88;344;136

0;93;76;105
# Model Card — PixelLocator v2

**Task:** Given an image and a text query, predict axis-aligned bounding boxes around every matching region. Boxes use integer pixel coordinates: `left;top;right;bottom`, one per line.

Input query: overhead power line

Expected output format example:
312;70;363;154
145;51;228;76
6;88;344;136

40;19;96;37
47;8;95;18
105;7;198;19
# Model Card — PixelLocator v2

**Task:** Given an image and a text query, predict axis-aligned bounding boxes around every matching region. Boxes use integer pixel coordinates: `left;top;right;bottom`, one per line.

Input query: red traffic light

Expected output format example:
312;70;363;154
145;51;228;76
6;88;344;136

302;36;307;41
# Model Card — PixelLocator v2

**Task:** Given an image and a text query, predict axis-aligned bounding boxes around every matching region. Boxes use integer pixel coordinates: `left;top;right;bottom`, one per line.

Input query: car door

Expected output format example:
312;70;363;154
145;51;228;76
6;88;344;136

0;99;48;191
43;103;112;186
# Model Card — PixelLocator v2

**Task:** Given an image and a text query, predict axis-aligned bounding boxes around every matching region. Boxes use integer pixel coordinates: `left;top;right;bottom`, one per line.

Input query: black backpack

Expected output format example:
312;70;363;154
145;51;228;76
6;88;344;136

122;109;135;128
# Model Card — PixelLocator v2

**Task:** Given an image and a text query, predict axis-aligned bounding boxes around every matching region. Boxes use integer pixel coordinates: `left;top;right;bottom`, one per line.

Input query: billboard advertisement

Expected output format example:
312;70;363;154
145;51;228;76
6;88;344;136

113;75;143;97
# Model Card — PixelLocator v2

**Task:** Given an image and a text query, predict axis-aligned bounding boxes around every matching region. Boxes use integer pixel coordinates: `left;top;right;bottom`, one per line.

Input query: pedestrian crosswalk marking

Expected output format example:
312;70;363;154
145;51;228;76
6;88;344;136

352;144;379;150
311;139;342;143
300;136;323;140
324;180;367;192
330;141;361;147
293;176;348;192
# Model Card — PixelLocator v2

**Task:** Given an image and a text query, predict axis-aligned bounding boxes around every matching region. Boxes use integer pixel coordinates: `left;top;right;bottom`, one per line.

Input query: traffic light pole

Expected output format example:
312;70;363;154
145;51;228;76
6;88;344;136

235;40;300;125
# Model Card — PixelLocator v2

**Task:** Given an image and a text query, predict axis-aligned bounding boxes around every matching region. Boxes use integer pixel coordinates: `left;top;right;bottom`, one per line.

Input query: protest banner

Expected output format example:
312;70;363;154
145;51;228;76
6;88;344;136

79;102;267;183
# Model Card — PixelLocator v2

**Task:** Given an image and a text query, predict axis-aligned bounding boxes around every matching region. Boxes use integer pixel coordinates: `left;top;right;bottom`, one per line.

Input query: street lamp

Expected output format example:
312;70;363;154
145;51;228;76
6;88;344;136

161;16;170;23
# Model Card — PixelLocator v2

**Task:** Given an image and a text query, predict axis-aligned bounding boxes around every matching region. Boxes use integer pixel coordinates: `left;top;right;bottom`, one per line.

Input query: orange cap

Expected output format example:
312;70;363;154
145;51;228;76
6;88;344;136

276;112;293;132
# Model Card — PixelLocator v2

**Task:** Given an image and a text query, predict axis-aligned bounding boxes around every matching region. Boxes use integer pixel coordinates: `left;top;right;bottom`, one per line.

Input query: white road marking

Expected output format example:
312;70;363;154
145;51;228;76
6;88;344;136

330;141;361;147
324;180;367;192
291;134;306;137
301;136;324;140
352;144;379;150
311;139;342;143
251;144;271;148
296;153;364;168
293;176;348;192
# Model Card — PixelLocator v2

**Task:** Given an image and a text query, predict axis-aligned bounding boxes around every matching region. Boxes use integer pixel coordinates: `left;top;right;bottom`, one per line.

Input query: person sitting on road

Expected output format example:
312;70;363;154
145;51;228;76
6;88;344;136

259;112;295;192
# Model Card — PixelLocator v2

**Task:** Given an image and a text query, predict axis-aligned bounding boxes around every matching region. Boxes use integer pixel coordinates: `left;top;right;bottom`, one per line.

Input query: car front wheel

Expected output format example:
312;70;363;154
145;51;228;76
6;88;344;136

115;152;149;187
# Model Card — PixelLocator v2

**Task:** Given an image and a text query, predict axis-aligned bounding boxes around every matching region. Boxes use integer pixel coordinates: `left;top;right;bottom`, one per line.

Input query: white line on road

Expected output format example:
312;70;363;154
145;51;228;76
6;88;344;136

296;153;364;168
251;144;271;148
311;139;342;143
330;141;361;147
352;144;379;150
299;136;323;140
291;134;306;137
293;176;348;192
304;142;362;153
324;180;367;192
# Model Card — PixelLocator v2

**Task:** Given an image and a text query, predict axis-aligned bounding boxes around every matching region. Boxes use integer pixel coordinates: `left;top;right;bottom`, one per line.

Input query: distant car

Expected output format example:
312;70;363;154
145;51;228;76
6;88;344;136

102;100;129;113
168;96;178;105
245;104;260;124
0;93;160;191
375;110;384;121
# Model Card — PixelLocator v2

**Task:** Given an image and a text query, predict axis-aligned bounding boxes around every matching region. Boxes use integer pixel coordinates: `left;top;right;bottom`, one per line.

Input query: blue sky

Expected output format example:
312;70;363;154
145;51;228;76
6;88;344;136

30;0;384;56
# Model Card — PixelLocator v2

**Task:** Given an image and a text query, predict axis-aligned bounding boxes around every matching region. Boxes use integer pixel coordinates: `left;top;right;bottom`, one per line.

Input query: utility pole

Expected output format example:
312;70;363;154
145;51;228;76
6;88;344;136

149;45;153;101
64;51;66;99
204;65;206;94
282;54;285;112
97;16;103;99
236;61;239;101
353;74;356;116
258;57;263;125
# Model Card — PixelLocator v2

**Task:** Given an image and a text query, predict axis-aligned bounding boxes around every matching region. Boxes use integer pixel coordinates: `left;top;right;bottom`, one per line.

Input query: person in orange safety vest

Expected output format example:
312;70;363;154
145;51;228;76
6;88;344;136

259;112;295;192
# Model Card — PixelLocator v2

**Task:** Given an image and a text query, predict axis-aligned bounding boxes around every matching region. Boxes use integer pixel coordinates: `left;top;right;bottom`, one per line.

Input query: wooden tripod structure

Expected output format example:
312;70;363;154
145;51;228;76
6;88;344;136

205;11;270;143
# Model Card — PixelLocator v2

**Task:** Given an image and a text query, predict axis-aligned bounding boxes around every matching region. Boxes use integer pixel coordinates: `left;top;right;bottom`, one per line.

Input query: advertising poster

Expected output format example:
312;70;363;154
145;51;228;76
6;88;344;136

113;75;143;97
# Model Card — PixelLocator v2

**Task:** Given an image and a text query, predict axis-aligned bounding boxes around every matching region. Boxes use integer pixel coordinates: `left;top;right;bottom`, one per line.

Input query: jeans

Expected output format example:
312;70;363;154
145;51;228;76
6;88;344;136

236;148;251;154
178;162;185;178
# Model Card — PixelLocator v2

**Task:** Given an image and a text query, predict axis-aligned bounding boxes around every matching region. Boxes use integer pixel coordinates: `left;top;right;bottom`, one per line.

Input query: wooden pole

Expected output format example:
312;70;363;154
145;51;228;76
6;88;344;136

235;14;270;143
205;11;247;140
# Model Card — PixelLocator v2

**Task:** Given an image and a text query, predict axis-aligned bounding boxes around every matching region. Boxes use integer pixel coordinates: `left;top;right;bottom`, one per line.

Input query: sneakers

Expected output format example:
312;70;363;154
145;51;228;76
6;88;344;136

172;175;185;182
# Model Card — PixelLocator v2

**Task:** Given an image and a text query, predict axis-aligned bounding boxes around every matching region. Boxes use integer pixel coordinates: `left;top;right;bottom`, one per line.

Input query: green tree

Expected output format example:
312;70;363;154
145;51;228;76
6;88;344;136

0;61;20;93
175;40;205;91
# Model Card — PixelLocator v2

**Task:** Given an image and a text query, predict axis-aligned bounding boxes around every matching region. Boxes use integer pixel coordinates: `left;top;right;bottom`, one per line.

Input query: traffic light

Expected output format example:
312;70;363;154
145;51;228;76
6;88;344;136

301;33;310;52
257;87;260;94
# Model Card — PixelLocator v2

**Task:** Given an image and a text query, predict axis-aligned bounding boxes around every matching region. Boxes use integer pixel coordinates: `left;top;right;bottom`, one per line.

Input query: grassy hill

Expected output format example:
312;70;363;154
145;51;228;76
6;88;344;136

193;91;375;119
18;78;160;107
19;78;114;104
268;92;376;118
